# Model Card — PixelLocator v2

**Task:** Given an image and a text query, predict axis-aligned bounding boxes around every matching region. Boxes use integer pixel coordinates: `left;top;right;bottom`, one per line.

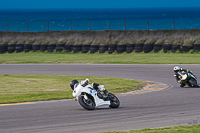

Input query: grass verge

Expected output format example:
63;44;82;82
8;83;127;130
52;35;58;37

102;124;200;133
1;30;200;45
0;74;143;104
1;52;200;64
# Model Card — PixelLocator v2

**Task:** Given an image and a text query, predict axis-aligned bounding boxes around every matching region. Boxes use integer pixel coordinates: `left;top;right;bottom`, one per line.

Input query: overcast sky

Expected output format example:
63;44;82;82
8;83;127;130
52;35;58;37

0;0;200;9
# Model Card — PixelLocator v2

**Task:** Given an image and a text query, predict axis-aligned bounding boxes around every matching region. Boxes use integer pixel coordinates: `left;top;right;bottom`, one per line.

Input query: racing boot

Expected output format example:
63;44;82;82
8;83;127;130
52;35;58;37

96;90;103;99
92;83;103;99
103;90;109;101
180;83;185;87
98;85;109;100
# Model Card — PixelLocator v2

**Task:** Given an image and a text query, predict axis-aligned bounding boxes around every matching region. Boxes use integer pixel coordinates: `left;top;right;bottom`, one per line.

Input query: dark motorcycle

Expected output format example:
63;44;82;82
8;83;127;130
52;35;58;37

177;71;199;87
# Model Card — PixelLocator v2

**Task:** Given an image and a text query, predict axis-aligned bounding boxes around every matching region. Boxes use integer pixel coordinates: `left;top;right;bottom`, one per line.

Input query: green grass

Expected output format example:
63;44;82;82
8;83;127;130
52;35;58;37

102;124;200;133
1;51;200;64
0;74;143;104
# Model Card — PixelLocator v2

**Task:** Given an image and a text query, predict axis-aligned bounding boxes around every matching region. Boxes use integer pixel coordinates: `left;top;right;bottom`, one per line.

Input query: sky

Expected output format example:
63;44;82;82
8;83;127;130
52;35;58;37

0;0;200;9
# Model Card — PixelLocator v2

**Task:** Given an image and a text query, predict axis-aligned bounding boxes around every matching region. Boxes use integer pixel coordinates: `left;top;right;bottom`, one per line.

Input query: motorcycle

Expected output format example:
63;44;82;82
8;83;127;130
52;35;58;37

176;71;199;87
72;83;120;110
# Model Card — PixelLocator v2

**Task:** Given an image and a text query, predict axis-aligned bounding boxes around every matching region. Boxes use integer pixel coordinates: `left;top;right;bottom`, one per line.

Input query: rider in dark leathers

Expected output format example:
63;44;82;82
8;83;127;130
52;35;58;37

173;66;196;87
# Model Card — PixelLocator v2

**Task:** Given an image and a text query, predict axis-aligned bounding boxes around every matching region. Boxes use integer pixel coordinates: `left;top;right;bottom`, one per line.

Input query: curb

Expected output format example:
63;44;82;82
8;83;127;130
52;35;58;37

0;102;37;107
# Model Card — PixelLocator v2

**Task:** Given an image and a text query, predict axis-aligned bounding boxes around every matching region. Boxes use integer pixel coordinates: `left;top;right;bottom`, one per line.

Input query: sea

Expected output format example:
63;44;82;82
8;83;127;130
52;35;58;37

0;7;200;32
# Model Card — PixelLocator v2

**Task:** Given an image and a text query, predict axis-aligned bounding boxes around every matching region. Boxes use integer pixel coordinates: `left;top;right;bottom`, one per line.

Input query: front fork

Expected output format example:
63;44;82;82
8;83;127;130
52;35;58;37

83;93;88;100
75;93;88;101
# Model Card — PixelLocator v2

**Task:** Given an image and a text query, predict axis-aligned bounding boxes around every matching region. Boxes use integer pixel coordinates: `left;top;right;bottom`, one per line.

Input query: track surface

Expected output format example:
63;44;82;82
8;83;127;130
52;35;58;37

0;64;200;133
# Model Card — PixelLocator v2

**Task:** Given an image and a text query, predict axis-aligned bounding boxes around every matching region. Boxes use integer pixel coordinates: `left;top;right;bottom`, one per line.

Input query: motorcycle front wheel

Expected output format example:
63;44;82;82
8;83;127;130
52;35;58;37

109;93;120;108
78;95;95;110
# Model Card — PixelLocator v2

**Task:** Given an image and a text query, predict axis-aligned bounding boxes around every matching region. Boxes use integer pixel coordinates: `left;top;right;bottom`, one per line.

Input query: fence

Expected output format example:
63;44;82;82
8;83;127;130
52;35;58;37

3;20;177;32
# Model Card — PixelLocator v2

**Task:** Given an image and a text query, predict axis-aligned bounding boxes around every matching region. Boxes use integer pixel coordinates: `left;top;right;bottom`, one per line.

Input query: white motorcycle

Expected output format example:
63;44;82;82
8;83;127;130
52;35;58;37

72;81;120;110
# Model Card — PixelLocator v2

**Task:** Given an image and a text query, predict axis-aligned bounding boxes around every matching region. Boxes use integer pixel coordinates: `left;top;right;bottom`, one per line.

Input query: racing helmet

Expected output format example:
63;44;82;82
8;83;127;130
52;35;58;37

173;66;180;73
70;79;79;90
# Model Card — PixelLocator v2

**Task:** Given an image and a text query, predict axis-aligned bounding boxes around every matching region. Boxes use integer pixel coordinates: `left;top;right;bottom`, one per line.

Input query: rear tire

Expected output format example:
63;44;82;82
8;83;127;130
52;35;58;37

78;95;95;110
188;78;199;87
109;93;120;108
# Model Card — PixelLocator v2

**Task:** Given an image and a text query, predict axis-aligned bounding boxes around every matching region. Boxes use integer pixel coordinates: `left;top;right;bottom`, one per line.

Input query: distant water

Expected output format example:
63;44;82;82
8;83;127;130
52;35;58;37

0;7;200;32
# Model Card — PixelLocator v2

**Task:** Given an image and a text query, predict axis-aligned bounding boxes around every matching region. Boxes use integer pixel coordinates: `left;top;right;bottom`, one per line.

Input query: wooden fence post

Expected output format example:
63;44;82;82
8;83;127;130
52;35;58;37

147;20;149;30
89;21;91;31
124;20;126;31
70;21;72;31
47;22;49;31
109;34;111;44
27;22;29;32
108;21;109;30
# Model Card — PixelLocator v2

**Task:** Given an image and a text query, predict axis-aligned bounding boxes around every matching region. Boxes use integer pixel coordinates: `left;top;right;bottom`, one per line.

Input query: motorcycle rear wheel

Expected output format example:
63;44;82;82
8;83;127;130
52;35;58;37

109;93;120;108
78;95;95;110
188;78;199;87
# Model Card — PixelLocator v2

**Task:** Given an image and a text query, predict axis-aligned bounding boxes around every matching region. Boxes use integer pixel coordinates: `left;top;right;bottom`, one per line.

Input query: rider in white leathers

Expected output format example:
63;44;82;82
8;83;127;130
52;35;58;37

70;78;109;100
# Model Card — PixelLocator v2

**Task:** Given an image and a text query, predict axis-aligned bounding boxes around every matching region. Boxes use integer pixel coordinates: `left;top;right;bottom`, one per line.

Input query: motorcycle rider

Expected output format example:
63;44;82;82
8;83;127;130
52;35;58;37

173;66;196;87
70;78;109;100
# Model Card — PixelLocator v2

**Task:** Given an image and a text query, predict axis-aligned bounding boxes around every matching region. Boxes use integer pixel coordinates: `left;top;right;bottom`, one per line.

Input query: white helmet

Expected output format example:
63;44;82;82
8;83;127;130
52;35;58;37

173;66;180;72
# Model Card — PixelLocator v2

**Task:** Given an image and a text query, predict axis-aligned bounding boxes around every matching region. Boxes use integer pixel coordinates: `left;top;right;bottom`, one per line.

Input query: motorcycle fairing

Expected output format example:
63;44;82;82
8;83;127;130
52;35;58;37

73;84;110;108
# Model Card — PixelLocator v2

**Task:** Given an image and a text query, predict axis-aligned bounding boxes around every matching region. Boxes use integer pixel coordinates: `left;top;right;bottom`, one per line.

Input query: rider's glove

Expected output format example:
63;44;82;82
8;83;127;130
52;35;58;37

80;78;89;87
98;85;105;92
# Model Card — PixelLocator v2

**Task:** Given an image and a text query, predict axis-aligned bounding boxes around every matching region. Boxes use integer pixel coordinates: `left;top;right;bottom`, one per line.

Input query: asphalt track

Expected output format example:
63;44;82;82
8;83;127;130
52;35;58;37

0;64;200;133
